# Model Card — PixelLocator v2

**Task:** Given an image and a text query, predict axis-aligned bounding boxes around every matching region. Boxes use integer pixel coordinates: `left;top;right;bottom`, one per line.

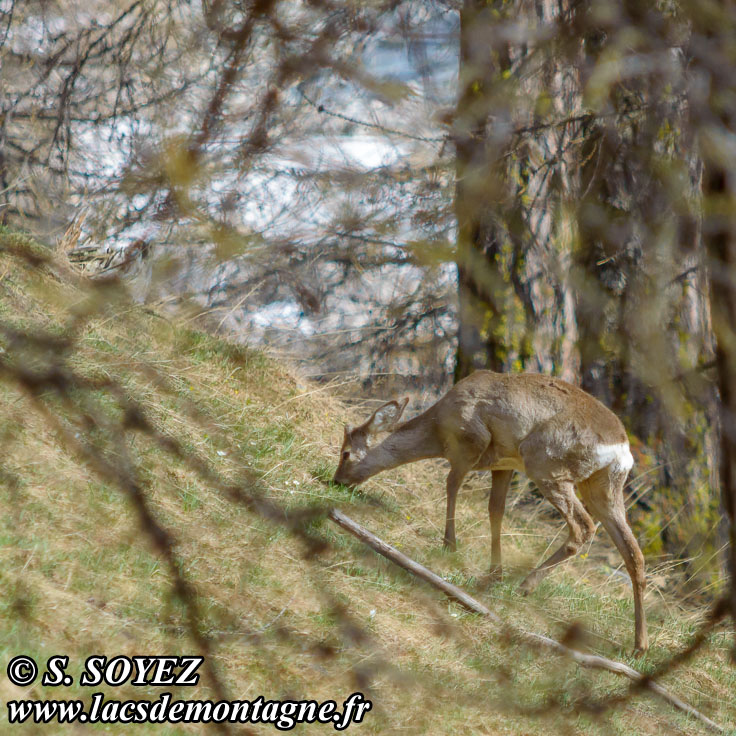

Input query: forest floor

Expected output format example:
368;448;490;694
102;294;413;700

0;227;734;735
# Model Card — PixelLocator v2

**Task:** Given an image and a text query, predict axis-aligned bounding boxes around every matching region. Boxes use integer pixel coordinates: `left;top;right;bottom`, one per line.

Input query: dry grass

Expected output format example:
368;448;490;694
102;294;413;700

0;228;734;735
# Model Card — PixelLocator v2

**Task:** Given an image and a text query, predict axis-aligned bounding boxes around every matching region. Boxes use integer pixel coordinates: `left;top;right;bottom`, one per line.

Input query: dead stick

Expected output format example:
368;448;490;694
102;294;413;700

328;508;724;734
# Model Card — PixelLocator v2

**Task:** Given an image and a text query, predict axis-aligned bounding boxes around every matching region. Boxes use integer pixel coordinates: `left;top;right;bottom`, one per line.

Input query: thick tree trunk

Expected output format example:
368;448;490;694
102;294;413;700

693;0;736;625
454;0;510;379
573;9;718;562
453;0;579;383
705;163;736;629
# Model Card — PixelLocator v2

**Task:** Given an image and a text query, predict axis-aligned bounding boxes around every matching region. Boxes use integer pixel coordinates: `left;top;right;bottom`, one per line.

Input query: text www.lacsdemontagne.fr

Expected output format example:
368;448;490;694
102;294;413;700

7;692;372;730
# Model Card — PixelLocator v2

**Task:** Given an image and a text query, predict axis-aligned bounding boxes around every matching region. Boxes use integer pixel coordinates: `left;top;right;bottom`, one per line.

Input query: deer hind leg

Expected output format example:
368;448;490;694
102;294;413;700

488;469;513;580
519;479;596;593
579;469;648;653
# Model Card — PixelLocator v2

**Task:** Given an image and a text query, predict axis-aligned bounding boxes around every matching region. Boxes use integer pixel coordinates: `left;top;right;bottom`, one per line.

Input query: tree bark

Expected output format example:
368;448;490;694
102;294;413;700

453;0;580;383
454;0;510;379
692;0;736;625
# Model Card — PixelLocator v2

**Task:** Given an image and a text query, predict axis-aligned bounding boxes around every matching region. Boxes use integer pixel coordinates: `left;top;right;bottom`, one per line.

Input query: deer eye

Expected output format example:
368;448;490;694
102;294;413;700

342;451;350;461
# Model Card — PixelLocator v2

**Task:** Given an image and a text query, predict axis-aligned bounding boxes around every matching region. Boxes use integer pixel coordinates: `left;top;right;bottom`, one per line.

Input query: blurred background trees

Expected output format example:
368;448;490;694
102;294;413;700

1;0;733;594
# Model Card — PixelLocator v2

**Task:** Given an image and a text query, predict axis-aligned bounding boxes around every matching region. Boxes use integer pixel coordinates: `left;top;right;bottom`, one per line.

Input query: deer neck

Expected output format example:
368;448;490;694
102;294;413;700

352;409;442;483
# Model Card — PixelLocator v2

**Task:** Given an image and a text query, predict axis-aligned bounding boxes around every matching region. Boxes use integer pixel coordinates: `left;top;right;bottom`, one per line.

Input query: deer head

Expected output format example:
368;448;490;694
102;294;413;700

333;398;409;486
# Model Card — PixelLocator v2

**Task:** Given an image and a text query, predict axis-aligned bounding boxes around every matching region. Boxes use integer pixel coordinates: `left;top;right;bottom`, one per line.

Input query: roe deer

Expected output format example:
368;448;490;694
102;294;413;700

333;371;648;652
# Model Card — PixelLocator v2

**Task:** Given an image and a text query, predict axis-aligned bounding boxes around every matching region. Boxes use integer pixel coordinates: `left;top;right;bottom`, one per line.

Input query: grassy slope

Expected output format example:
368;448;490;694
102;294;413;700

0;229;734;735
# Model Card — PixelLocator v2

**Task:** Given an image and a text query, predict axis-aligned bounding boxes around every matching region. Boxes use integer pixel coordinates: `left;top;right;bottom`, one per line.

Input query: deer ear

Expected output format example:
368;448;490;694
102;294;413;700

365;397;409;435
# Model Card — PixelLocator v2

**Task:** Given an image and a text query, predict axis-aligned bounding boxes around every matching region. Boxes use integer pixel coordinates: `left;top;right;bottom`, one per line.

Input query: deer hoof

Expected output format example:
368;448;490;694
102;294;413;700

477;566;502;587
632;643;649;657
519;573;540;595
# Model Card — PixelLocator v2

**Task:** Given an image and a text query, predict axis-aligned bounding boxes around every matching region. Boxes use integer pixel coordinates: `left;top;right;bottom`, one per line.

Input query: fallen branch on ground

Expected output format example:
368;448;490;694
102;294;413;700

328;508;724;734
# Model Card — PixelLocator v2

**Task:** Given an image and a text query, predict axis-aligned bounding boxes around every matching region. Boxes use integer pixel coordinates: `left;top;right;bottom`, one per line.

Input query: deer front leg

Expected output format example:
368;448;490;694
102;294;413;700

487;469;513;580
443;466;467;550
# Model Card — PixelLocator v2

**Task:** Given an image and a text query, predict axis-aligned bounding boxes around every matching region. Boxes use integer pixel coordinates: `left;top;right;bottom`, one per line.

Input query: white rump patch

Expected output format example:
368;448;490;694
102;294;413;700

593;443;634;473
